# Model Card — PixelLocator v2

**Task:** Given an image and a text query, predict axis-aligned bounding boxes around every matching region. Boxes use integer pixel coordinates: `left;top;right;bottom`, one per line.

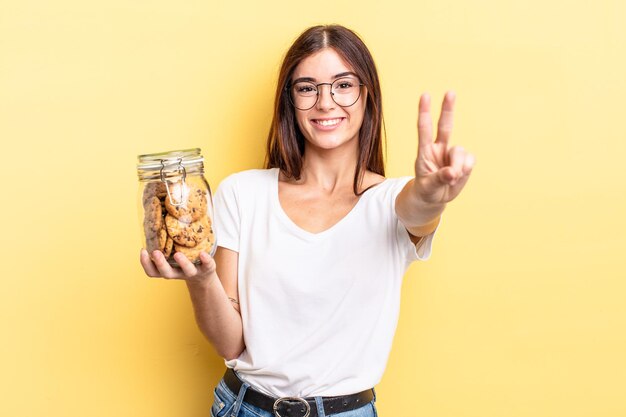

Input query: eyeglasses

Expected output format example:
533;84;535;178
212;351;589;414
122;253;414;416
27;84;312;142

287;77;365;110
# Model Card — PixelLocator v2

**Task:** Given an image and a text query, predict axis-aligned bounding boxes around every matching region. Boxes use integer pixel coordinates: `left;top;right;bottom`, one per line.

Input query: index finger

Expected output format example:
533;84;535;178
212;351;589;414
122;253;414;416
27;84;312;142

140;248;161;277
417;93;432;152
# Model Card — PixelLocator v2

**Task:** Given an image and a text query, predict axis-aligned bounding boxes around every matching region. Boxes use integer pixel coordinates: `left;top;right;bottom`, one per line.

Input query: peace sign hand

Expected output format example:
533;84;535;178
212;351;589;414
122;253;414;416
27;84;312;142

413;91;475;205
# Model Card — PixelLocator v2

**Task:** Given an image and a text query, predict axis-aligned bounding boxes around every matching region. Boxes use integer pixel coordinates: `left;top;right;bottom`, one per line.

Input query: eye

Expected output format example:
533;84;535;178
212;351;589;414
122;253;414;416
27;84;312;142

293;82;316;95
335;78;357;89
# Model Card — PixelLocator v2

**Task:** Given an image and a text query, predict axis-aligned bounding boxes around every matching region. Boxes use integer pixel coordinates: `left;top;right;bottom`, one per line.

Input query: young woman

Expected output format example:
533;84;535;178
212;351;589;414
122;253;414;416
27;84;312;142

140;24;475;417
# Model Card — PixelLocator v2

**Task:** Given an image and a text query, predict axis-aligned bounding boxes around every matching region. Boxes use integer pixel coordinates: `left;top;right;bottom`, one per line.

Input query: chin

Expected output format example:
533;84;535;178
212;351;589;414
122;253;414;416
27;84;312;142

310;136;356;151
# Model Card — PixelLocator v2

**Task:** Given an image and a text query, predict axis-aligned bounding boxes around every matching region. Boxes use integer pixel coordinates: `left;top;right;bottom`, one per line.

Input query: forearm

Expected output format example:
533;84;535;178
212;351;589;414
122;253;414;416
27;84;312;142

396;178;445;236
185;276;245;361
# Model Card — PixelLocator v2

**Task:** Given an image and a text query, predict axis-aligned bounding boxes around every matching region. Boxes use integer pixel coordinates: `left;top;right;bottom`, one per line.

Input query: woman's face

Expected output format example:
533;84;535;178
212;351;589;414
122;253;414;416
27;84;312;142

290;48;367;153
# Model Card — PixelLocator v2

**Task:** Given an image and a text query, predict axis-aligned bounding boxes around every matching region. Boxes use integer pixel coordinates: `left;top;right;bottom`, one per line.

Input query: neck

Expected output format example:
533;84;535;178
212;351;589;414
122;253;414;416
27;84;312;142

297;143;359;192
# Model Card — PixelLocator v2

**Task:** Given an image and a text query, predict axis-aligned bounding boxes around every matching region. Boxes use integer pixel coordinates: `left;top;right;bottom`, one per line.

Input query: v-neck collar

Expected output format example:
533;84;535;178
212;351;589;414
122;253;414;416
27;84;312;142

271;168;385;241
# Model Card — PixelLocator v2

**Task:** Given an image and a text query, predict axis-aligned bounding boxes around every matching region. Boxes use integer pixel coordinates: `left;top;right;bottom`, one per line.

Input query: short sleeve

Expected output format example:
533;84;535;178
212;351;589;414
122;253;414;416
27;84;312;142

390;177;440;263
396;214;440;262
213;174;241;252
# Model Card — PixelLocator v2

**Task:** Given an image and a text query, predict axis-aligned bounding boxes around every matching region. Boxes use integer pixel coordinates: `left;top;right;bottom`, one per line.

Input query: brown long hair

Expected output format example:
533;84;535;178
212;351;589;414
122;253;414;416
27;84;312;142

264;24;385;195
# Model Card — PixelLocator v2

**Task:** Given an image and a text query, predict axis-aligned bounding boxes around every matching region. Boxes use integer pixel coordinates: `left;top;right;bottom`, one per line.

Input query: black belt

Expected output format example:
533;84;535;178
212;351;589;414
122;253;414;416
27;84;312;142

223;368;375;417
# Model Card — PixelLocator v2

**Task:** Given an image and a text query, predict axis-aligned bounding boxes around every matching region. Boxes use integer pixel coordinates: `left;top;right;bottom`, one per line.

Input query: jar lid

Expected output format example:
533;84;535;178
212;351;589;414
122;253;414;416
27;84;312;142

137;148;206;181
137;148;203;171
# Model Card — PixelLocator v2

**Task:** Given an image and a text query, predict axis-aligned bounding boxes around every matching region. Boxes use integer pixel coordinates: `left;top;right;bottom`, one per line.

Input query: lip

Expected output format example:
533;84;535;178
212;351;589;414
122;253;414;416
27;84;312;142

310;117;345;131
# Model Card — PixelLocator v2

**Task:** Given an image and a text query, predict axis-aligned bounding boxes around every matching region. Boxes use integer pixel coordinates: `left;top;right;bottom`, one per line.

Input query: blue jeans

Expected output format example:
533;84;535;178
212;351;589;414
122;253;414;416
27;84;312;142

210;374;378;417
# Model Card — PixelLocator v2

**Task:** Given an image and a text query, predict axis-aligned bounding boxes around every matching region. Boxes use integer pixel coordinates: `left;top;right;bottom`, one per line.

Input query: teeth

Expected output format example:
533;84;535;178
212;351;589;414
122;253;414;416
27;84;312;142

315;118;342;126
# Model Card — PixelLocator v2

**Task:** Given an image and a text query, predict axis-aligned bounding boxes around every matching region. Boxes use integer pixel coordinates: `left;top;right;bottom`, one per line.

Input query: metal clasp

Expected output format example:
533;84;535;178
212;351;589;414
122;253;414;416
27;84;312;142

159;158;187;207
273;397;311;417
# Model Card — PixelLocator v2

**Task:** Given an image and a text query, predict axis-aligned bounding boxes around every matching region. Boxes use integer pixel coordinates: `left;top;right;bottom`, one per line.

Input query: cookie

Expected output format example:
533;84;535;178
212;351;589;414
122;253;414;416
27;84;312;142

163;236;174;258
145;225;167;253
142;182;167;204
164;181;207;222
165;213;211;248
143;196;163;233
145;232;159;253
173;230;215;262
158;225;167;249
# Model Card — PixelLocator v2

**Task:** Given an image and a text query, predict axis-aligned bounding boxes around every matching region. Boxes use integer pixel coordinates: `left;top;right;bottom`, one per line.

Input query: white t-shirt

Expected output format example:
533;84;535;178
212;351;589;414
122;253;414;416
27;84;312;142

213;168;438;398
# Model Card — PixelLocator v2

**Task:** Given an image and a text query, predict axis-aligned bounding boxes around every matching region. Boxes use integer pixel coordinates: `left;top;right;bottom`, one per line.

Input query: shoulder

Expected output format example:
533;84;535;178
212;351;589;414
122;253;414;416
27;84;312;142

362;171;386;189
360;176;413;216
366;174;412;196
218;168;277;192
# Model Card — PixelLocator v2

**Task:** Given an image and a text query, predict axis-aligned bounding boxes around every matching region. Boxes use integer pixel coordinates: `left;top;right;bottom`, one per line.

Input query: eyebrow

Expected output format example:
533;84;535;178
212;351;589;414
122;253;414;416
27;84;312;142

292;71;359;84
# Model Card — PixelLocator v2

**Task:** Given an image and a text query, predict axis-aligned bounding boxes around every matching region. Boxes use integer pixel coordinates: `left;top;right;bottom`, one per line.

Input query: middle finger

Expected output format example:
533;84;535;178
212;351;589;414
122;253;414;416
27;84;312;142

435;91;456;145
173;252;199;277
152;250;182;279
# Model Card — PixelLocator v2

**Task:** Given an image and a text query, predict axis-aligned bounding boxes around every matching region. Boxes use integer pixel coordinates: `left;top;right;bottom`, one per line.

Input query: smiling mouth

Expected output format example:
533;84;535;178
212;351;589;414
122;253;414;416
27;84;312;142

312;118;344;127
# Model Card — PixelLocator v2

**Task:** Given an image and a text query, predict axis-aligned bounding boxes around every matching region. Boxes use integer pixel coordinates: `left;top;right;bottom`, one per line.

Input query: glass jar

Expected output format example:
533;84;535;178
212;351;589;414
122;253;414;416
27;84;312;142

137;148;216;266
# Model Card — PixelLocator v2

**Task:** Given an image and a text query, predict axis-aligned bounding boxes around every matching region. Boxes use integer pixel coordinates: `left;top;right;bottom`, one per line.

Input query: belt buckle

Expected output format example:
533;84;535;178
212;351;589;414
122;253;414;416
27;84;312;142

273;397;311;417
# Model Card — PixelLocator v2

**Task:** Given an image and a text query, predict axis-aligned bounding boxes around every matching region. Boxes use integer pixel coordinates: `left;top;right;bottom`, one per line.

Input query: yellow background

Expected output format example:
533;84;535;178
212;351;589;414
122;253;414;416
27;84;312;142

1;0;625;416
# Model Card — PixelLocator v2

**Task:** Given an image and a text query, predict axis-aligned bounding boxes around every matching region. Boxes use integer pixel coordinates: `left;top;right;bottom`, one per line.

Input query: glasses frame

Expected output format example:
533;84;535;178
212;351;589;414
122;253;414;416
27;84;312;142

286;78;366;111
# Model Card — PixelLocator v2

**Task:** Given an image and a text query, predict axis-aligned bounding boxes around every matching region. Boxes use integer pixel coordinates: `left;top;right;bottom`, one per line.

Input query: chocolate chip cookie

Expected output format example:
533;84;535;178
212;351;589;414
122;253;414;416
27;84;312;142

142;182;167;204
143;196;163;233
164;181;207;222
165;213;211;247
173;229;215;263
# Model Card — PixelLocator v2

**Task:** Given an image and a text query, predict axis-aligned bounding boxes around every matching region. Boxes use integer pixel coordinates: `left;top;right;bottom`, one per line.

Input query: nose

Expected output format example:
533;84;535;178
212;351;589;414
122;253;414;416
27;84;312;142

316;84;335;110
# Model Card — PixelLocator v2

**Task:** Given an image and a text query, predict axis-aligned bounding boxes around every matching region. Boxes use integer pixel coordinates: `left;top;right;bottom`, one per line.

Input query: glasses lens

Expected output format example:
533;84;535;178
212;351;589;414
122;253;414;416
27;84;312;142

291;82;317;110
331;78;361;107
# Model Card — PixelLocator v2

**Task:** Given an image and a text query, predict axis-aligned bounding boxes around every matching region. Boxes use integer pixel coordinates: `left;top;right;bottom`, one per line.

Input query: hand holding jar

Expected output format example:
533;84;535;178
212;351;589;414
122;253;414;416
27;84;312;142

137;149;218;283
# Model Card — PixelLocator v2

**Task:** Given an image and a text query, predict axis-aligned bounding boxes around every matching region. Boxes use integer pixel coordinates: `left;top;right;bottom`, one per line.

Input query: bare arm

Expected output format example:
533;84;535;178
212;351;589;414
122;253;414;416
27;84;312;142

396;181;444;238
140;247;245;361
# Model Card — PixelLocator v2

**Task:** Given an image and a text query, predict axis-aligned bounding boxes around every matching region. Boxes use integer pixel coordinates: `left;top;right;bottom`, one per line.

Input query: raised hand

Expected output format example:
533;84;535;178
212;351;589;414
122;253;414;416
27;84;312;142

413;91;475;205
